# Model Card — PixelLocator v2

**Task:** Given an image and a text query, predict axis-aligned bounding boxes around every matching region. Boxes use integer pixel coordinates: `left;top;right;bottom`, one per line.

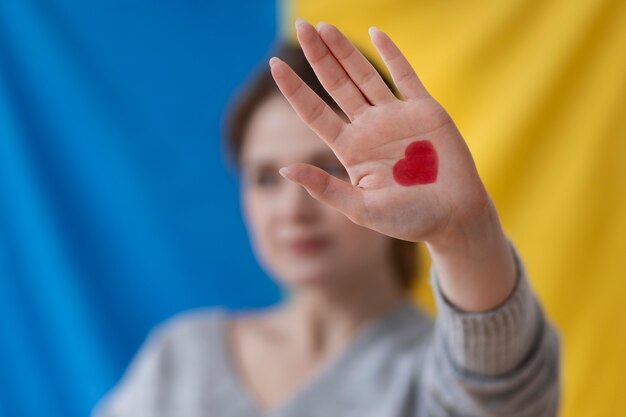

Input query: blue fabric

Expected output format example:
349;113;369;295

0;1;281;416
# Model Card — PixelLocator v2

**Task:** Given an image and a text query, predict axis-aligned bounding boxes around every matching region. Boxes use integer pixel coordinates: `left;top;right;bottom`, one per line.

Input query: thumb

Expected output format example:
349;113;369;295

279;163;366;224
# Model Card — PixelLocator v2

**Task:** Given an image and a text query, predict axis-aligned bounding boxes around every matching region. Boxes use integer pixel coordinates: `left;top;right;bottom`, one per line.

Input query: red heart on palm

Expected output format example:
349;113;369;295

392;140;438;186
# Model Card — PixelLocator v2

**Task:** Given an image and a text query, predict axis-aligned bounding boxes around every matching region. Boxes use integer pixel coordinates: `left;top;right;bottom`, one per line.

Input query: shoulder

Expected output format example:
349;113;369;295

365;300;435;360
92;307;230;417
127;306;231;372
389;301;434;340
153;307;226;341
141;306;232;365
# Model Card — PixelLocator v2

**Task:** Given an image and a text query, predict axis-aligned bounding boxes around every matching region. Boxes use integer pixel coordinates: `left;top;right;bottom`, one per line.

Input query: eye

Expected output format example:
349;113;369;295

251;168;280;188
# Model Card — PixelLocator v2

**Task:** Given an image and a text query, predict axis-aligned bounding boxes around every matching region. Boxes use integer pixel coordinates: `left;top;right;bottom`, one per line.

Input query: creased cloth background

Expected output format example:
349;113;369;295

1;1;625;416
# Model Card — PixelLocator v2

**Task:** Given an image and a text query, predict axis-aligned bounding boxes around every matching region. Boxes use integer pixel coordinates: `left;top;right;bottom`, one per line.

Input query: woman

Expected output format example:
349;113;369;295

94;20;560;417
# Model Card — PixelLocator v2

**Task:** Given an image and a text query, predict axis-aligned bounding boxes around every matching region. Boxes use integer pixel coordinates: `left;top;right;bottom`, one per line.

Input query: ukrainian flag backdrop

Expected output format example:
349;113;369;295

1;1;624;417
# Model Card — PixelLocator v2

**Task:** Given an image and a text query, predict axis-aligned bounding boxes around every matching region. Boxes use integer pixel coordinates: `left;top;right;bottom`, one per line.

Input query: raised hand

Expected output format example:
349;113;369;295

271;19;518;312
270;20;491;245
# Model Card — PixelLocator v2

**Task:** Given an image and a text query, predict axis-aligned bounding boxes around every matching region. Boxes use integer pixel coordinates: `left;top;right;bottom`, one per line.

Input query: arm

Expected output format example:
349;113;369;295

420;240;560;416
270;19;560;415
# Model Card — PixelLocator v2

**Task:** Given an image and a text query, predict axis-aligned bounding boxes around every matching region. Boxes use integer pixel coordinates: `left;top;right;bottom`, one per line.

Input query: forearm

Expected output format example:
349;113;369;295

425;197;517;312
419;240;561;416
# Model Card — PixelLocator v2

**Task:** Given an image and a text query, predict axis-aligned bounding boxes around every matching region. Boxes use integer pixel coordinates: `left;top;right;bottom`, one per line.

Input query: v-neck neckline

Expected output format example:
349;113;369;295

215;300;414;417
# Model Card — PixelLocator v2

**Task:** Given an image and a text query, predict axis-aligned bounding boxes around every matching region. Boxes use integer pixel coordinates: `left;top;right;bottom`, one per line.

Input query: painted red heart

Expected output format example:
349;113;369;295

392;140;438;186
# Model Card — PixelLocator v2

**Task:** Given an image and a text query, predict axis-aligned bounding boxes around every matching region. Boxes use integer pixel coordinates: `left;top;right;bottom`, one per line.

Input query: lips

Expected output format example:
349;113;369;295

287;236;331;255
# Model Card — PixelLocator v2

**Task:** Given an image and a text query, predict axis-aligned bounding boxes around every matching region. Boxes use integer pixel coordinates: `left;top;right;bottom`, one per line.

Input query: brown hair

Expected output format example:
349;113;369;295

223;42;418;293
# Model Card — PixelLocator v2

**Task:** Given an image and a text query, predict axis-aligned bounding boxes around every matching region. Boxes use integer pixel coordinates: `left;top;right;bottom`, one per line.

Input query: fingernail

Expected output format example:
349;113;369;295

368;26;379;37
269;57;280;66
295;18;307;28
279;167;290;178
316;21;328;30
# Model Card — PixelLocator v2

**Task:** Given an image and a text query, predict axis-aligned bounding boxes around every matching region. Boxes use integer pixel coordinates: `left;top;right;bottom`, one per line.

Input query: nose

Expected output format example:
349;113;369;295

279;178;320;224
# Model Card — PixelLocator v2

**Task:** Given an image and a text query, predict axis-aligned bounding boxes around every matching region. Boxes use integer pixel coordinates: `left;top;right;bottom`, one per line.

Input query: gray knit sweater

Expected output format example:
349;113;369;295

93;245;560;417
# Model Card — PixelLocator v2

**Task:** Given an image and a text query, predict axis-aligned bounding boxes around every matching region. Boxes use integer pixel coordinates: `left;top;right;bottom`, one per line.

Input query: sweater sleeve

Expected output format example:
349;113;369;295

417;240;561;417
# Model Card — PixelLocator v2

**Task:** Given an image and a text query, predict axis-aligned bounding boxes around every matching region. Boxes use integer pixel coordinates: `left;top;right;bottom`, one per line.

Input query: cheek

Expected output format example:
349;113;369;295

242;190;277;252
242;192;266;241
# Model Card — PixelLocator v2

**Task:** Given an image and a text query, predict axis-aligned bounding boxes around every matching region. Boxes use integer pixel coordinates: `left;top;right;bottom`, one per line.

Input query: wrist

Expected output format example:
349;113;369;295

426;195;500;255
425;199;517;312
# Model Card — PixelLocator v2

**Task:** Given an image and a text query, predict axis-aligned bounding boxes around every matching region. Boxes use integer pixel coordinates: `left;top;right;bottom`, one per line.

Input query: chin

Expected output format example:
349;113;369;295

273;263;353;292
256;248;358;290
280;274;334;290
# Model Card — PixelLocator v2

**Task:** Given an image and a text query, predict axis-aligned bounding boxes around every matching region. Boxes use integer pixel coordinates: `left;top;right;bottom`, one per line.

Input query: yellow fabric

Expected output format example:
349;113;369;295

284;1;626;416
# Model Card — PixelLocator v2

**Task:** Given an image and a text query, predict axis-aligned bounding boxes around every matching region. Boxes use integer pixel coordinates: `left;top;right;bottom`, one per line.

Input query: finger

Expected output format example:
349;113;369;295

270;57;346;146
279;163;366;225
368;27;430;100
295;19;369;120
317;22;396;106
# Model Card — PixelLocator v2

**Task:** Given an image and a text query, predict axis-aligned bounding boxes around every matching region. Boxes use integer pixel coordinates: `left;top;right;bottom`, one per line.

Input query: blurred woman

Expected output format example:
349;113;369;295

94;20;560;417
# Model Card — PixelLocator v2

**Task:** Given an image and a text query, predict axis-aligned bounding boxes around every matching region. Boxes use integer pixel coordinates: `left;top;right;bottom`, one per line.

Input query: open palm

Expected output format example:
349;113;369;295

271;20;491;243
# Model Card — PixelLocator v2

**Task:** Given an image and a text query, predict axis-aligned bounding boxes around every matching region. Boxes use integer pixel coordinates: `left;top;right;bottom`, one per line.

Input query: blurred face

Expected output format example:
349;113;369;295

240;94;393;291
